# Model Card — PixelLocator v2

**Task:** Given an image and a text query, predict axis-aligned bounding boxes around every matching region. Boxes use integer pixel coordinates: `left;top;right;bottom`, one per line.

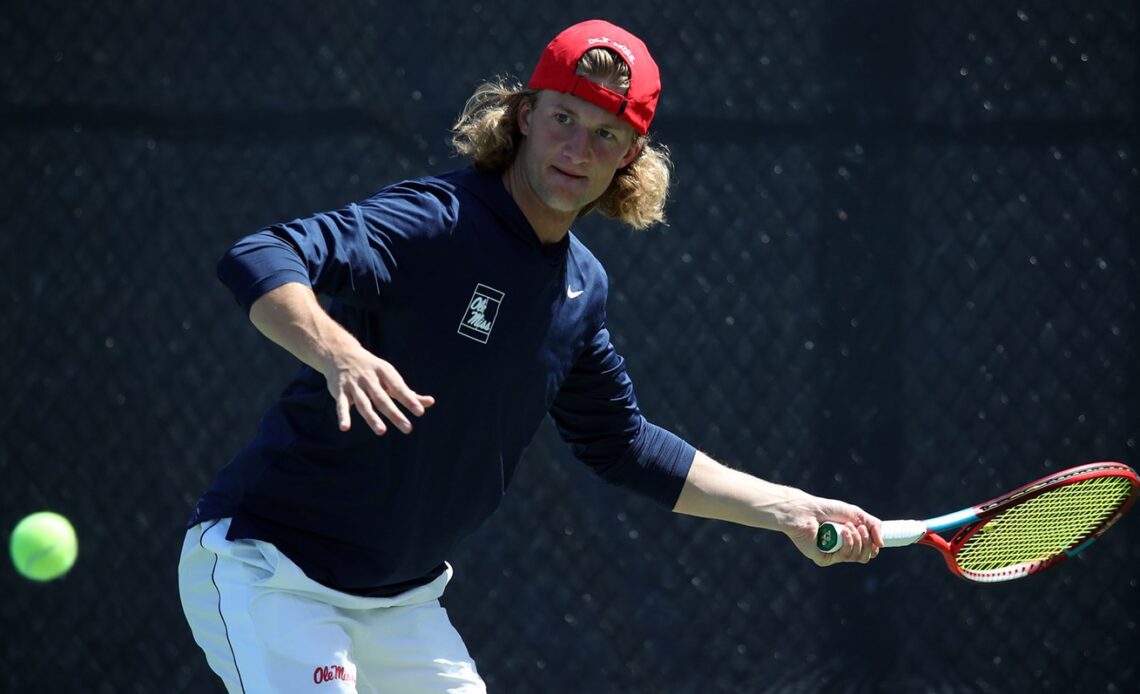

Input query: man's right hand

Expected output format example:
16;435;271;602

323;346;435;435
248;282;435;436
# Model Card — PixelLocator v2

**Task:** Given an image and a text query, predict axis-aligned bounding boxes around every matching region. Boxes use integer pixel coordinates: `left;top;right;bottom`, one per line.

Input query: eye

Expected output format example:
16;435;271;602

553;112;571;125
596;128;616;141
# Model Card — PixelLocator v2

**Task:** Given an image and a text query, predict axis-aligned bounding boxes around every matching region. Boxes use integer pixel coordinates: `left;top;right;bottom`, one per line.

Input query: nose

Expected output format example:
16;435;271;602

562;126;590;165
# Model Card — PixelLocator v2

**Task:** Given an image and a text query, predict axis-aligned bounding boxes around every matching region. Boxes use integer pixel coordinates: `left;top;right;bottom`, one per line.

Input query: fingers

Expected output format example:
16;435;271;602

381;371;432;419
866;517;885;549
826;522;879;565
366;378;420;434
345;380;390;435
838;523;865;563
804;502;883;567
853;523;878;562
336;390;353;432
332;365;435;436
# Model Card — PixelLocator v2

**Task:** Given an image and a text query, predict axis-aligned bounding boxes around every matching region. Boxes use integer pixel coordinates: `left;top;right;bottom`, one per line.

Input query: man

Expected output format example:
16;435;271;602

179;19;883;693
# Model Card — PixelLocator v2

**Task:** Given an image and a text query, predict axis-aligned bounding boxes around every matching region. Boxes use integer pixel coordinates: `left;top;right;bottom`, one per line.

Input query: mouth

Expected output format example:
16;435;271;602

551;165;588;181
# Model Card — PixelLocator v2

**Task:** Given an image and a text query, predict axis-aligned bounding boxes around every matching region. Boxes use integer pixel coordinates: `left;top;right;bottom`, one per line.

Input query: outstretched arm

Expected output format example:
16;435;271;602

248;282;434;435
673;451;883;565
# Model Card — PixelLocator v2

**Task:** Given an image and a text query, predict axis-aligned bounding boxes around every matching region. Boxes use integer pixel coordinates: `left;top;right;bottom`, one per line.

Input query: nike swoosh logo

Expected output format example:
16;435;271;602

566;287;585;299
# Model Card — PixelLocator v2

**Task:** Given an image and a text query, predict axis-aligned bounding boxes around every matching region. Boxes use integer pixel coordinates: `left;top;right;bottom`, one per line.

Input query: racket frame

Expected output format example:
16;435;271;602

911;462;1139;582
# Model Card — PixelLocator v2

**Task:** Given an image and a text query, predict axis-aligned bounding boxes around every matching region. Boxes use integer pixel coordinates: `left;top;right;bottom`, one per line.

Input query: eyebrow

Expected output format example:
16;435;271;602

550;98;627;133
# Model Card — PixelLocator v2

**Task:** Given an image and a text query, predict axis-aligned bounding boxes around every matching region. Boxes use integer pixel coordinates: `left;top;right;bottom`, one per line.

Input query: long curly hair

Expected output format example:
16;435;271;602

450;48;672;230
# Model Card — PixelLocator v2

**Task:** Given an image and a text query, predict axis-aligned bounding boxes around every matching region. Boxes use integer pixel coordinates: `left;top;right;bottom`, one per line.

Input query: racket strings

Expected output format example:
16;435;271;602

954;476;1134;574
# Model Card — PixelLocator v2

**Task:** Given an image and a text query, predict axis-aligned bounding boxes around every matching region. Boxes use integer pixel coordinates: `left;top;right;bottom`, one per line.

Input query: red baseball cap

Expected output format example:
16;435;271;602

527;19;661;136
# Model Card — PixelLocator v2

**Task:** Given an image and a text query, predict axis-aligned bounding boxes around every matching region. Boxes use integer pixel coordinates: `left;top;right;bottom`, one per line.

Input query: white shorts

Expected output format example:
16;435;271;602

178;518;486;693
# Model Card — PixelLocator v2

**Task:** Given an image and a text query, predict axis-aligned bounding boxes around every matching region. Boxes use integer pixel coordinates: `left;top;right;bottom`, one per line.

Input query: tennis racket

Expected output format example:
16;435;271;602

816;461;1139;583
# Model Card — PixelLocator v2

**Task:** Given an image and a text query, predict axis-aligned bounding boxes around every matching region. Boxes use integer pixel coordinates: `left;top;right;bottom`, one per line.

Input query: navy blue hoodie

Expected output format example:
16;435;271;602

190;167;695;594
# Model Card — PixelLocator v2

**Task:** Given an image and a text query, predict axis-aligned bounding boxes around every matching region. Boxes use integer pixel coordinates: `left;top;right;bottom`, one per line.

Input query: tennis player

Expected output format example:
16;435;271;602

178;19;884;693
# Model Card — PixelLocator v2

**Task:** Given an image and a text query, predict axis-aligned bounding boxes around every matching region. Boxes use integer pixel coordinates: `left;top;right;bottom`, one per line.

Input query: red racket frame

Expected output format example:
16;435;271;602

914;462;1139;582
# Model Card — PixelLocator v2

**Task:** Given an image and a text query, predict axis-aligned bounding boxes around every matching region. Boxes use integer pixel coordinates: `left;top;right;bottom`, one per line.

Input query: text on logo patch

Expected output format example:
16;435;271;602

458;283;504;344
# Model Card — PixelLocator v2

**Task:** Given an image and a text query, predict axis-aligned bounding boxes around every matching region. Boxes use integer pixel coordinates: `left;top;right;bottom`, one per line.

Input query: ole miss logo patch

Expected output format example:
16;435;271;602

458;283;504;344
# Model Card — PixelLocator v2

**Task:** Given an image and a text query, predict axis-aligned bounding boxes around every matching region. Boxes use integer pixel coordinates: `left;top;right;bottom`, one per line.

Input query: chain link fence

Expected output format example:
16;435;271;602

2;1;1137;691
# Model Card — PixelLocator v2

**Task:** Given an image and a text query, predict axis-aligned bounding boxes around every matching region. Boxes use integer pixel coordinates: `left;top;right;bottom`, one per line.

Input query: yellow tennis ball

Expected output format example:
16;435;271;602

10;511;78;582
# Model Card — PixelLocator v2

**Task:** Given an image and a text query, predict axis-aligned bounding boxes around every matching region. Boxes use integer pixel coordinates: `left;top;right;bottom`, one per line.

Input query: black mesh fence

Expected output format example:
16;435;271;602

2;1;1137;692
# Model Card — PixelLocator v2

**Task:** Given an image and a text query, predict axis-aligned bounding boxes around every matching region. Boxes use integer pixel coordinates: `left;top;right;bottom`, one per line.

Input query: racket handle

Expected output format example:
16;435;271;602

816;520;927;553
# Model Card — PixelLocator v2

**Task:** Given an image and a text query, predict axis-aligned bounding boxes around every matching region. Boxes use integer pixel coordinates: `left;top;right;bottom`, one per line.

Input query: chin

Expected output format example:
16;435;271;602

551;198;593;216
534;187;586;214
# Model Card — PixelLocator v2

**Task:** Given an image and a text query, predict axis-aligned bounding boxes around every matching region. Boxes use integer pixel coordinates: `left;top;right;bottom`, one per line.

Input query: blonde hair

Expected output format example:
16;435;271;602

450;48;672;230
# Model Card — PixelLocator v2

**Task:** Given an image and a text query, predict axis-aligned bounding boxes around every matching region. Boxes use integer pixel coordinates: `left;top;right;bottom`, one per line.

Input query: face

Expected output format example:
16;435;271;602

510;89;642;223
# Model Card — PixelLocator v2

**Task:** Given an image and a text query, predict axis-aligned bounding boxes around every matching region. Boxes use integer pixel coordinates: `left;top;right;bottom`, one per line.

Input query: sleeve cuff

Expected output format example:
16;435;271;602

232;270;313;313
602;421;696;508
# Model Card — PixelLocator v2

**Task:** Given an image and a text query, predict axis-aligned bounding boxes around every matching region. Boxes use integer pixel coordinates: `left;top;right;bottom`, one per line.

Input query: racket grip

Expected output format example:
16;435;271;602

881;520;928;547
816;520;927;553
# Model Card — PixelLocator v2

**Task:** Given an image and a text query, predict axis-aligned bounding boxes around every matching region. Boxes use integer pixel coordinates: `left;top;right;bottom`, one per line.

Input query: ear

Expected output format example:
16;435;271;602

618;139;643;170
518;97;534;136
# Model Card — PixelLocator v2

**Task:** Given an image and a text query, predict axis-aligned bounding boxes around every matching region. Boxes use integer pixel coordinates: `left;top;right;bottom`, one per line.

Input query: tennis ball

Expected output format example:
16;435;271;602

10;511;78;582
